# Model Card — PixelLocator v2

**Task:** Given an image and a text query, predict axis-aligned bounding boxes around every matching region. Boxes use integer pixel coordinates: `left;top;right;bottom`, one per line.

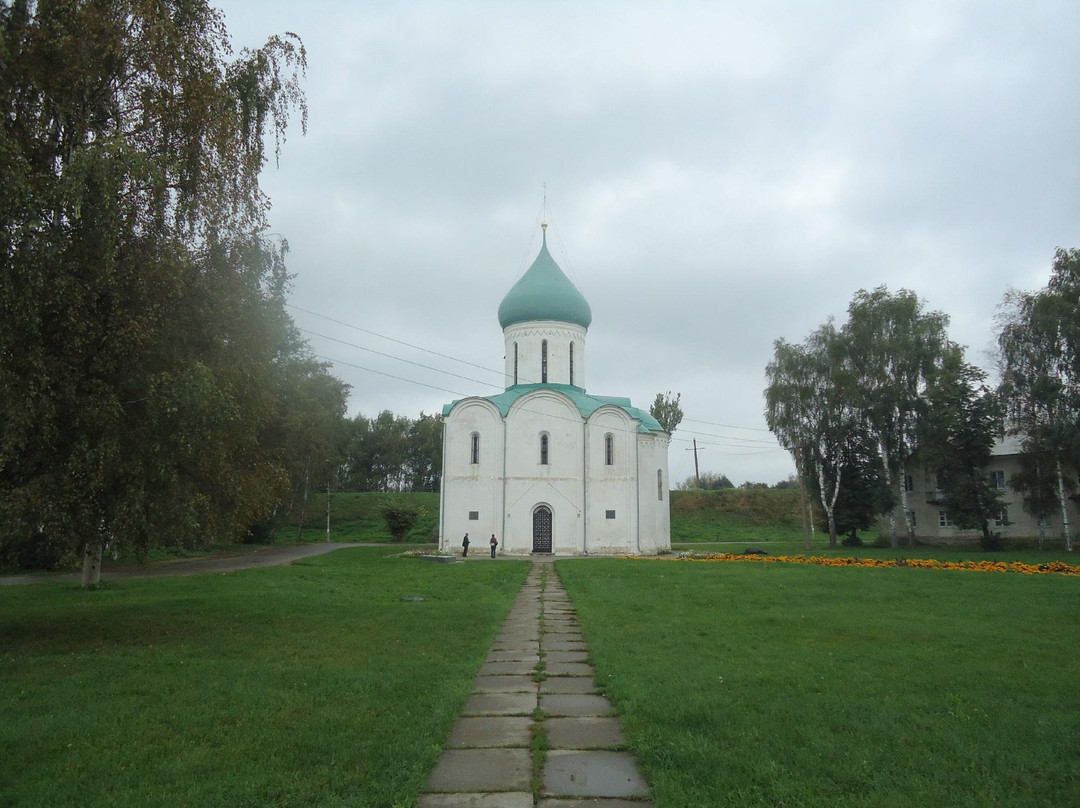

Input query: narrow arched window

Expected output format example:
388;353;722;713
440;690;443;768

541;340;548;383
569;342;575;386
470;432;480;464
540;433;549;465
604;433;614;466
513;342;518;386
657;469;664;500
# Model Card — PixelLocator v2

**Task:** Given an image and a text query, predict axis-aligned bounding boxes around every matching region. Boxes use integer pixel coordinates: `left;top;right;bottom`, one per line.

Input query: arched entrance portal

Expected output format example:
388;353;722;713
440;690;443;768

532;505;553;553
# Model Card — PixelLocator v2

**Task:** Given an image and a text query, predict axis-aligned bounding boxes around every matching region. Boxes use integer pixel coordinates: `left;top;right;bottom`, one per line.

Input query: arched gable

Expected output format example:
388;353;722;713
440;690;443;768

506;388;582;423
444;397;503;474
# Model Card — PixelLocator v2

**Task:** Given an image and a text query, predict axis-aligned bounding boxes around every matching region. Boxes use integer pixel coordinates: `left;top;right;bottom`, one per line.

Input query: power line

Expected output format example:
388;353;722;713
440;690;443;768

291;302;775;439
310;353;470;399
288;303;504;379
683;417;773;432
301;328;502;390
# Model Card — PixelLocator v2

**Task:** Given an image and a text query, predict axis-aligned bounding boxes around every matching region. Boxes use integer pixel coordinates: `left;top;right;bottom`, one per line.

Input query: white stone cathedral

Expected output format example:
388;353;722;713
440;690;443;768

438;225;671;556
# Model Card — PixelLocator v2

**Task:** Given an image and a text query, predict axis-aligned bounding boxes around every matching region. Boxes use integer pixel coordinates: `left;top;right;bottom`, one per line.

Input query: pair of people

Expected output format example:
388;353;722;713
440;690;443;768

461;533;498;558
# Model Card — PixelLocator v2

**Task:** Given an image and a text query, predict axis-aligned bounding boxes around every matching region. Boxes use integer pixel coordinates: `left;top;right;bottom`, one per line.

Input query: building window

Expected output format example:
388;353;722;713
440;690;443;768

569;342;575;386
513;342;518;386
938;510;952;528
990;470;1005;489
995;507;1009;527
1038;513;1051;528
468;511;479;520
907;510;916;528
541;340;548;383
904;475;914;493
605;510;616;519
604;433;614;466
657;469;664;501
470;432;480;464
540;433;549;465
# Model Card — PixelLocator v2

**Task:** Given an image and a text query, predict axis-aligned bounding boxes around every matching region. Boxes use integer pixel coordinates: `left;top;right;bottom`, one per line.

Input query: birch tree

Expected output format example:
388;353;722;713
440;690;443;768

765;322;862;548
843;287;949;547
997;248;1080;551
0;1;310;586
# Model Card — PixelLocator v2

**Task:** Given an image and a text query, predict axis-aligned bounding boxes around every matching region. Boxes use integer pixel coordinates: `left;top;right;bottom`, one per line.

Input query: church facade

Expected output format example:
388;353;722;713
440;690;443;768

439;226;671;556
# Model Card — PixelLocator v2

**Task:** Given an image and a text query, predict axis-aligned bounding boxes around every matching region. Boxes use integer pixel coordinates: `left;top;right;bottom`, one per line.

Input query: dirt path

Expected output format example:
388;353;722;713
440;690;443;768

0;542;383;586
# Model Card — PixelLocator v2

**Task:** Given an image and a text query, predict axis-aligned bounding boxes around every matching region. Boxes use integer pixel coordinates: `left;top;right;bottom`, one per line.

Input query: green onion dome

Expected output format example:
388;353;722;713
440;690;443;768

498;230;592;330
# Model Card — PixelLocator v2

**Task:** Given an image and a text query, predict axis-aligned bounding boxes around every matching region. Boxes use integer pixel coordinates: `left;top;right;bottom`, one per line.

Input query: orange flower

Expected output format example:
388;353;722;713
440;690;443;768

620;553;1080;576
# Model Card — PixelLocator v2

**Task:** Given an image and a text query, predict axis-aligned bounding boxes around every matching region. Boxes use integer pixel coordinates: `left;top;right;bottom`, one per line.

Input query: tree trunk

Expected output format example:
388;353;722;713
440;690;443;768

796;448;811;551
1036;457;1046;551
898;459;916;548
296;458;310;542
878;436;898;548
81;540;103;589
817;459;839;549
1056;457;1073;552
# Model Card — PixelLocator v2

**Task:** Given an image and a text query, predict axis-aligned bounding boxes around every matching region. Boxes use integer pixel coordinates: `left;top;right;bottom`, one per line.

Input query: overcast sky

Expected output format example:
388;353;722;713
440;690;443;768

217;0;1079;486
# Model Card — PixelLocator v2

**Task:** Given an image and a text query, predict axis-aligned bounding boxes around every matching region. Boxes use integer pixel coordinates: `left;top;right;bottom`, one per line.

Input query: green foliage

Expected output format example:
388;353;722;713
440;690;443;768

765;321;864;546
340;410;443;492
766;287;978;549
650;391;684;434
806;430;893;540
0;1;341;584
678;471;733;490
843;287;950;544
0;548;529;807
378;496;429;542
916;346;1003;538
557;558;1080;808
997;248;1080;550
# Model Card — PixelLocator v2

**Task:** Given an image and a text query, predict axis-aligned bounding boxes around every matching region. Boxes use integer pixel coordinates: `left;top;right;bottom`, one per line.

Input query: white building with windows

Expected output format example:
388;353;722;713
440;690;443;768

888;435;1080;544
438;226;671;555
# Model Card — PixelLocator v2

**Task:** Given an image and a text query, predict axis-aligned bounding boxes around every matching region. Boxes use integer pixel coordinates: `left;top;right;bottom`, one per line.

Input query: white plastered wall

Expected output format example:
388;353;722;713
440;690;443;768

502;389;585;554
584;407;638;554
635;433;672;554
439;398;505;551
503;321;587;388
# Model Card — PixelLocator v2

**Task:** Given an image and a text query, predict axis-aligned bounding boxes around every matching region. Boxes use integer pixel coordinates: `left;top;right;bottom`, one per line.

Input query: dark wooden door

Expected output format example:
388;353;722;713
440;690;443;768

532;506;552;553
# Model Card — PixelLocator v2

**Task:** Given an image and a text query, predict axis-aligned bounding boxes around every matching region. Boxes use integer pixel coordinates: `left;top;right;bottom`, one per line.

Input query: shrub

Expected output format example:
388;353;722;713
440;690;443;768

378;497;428;542
842;531;864;547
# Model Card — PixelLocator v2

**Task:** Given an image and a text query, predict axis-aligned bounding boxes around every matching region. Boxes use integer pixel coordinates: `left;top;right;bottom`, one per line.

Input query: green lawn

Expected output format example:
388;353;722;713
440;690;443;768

0;548;529;807
555;557;1080;808
6;541;1078;807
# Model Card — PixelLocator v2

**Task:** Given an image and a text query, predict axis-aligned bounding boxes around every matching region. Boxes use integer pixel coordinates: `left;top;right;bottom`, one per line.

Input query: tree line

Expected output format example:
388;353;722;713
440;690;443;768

765;251;1080;550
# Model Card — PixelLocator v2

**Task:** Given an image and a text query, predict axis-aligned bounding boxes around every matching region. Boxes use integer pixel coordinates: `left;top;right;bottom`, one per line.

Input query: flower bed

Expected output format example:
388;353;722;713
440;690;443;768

626;551;1080;576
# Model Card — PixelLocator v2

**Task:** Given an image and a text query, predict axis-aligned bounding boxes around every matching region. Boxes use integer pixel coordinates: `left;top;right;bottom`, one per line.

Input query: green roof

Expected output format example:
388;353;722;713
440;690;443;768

443;383;666;434
498;233;592;329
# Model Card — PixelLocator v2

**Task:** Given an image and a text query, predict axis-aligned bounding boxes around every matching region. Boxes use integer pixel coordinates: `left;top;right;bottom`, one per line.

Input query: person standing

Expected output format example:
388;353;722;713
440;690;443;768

461;533;470;557
489;534;498;558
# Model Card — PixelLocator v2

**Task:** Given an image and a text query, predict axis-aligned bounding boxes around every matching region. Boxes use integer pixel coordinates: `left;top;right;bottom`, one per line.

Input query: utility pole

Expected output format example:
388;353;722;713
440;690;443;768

685;439;701;487
326;460;331;542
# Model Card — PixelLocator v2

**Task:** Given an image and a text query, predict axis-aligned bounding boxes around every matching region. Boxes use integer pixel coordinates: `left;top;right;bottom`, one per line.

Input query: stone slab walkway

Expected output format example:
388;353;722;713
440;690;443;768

419;561;653;807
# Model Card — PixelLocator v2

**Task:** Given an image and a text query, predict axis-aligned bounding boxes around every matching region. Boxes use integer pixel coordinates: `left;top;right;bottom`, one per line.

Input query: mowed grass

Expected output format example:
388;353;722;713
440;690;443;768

0;548;529;808
556;558;1080;808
